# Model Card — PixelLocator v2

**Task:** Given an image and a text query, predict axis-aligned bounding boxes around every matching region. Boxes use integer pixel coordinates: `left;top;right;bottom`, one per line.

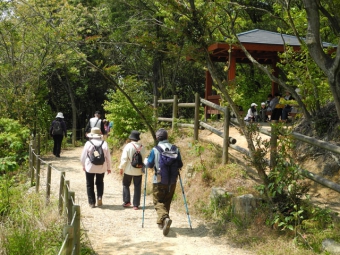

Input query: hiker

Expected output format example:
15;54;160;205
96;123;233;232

244;103;258;122
269;92;283;121
85;111;105;137
80;127;112;208
118;130;146;210
281;91;295;121
259;102;269;122
145;128;183;236
49;112;67;158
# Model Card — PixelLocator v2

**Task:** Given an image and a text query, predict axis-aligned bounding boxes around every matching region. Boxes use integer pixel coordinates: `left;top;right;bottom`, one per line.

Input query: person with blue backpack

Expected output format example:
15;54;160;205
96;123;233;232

145;128;183;236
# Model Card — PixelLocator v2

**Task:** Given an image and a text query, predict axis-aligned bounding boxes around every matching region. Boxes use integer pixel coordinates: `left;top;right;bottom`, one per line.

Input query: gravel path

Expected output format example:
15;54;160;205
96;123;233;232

42;146;255;255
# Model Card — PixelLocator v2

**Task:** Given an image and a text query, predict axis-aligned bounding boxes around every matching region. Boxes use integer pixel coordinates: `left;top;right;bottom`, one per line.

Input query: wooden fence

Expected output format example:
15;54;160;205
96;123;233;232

157;93;235;164
156;94;340;194
29;139;81;255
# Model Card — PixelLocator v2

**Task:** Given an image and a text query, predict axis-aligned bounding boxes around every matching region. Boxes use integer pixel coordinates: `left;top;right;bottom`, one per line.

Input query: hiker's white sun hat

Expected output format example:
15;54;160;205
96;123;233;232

56;112;64;118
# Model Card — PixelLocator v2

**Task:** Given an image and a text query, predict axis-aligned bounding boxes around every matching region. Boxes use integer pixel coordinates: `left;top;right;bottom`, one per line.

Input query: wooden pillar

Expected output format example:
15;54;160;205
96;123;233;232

172;95;178;129
228;54;236;81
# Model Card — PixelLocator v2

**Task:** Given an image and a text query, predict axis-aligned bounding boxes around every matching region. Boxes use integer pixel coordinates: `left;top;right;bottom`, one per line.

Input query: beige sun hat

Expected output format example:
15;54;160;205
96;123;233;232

87;127;102;139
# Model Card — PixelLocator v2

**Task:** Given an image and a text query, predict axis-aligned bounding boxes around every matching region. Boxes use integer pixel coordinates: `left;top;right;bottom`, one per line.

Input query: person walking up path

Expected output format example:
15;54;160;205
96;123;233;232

44;144;254;255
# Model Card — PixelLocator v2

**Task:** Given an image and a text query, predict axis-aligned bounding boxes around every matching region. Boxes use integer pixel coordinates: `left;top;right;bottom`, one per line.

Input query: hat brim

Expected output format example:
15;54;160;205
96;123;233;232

87;133;102;138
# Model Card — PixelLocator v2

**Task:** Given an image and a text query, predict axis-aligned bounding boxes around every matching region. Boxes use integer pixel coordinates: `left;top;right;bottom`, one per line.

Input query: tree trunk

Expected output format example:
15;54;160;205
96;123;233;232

204;49;269;187
303;0;340;119
57;69;77;146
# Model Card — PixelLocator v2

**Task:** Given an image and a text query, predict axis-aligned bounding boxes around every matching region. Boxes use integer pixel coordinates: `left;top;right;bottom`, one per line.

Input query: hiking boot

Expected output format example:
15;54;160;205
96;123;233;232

122;202;131;207
97;197;102;207
157;223;163;230
162;218;172;236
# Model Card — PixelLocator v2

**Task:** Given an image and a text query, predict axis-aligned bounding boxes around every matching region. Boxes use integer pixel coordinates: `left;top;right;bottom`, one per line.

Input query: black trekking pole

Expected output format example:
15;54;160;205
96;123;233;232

142;164;147;228
178;171;192;230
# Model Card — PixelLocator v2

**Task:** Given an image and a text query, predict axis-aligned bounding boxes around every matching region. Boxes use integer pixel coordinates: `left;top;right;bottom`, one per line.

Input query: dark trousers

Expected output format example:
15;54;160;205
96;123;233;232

259;109;268;122
153;183;176;224
53;135;63;156
281;106;292;120
271;108;283;121
85;172;105;205
122;174;142;207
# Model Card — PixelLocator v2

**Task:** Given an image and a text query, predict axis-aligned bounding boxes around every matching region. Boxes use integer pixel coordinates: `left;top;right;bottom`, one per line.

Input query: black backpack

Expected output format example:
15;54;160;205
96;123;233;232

52;120;63;135
88;140;105;165
155;145;181;186
131;144;143;168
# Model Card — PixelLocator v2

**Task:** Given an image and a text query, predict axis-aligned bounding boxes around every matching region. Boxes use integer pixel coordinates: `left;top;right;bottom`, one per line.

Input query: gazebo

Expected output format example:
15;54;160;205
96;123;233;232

205;29;334;115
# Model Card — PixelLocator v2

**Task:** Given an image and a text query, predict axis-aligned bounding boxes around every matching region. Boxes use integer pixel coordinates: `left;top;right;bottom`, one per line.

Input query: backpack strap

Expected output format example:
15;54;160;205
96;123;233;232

93;118;100;128
155;145;163;153
132;143;142;152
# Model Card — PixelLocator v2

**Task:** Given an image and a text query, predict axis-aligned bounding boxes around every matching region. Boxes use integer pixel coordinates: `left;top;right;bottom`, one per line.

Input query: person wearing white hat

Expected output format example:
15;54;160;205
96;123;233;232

259;102;269;122
244;103;258;122
80;127;112;208
49;112;67;157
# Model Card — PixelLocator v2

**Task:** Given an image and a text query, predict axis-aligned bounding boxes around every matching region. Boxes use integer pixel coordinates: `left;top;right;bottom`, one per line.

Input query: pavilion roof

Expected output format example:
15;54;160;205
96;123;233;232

208;29;335;64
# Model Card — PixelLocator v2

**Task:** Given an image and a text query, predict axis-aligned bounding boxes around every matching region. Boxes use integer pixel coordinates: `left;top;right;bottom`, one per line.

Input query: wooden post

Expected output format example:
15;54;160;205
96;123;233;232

72;205;81;255
59;172;65;215
194;93;200;141
63;225;74;255
172;95;178;129
46;163;52;205
35;155;41;193
63;180;70;221
222;107;230;164
68;191;75;225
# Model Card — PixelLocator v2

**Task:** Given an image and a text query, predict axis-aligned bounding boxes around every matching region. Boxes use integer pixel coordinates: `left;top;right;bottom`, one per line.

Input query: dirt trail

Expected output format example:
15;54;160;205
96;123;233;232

42;144;255;255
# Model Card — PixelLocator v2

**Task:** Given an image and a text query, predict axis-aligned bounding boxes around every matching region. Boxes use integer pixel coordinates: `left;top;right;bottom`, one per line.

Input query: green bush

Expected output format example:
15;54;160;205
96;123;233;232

0;118;30;163
103;77;154;144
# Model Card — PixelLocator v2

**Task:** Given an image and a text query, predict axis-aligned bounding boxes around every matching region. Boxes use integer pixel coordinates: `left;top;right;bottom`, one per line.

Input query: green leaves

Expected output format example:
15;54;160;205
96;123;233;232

0;118;30;164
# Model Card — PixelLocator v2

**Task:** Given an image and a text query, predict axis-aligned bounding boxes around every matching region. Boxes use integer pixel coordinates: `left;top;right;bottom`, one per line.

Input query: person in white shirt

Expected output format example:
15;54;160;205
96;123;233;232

119;130;146;210
85;111;105;136
244;103;258;122
80;127;112;208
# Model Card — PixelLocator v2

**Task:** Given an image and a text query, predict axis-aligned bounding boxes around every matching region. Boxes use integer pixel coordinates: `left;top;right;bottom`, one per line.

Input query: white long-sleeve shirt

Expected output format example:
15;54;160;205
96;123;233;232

118;141;146;176
80;138;112;173
244;108;258;121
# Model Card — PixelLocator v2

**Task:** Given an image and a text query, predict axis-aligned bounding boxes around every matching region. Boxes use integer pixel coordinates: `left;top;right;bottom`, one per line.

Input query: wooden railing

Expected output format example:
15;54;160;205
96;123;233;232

156;93;235;164
29;139;81;255
156;94;340;194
